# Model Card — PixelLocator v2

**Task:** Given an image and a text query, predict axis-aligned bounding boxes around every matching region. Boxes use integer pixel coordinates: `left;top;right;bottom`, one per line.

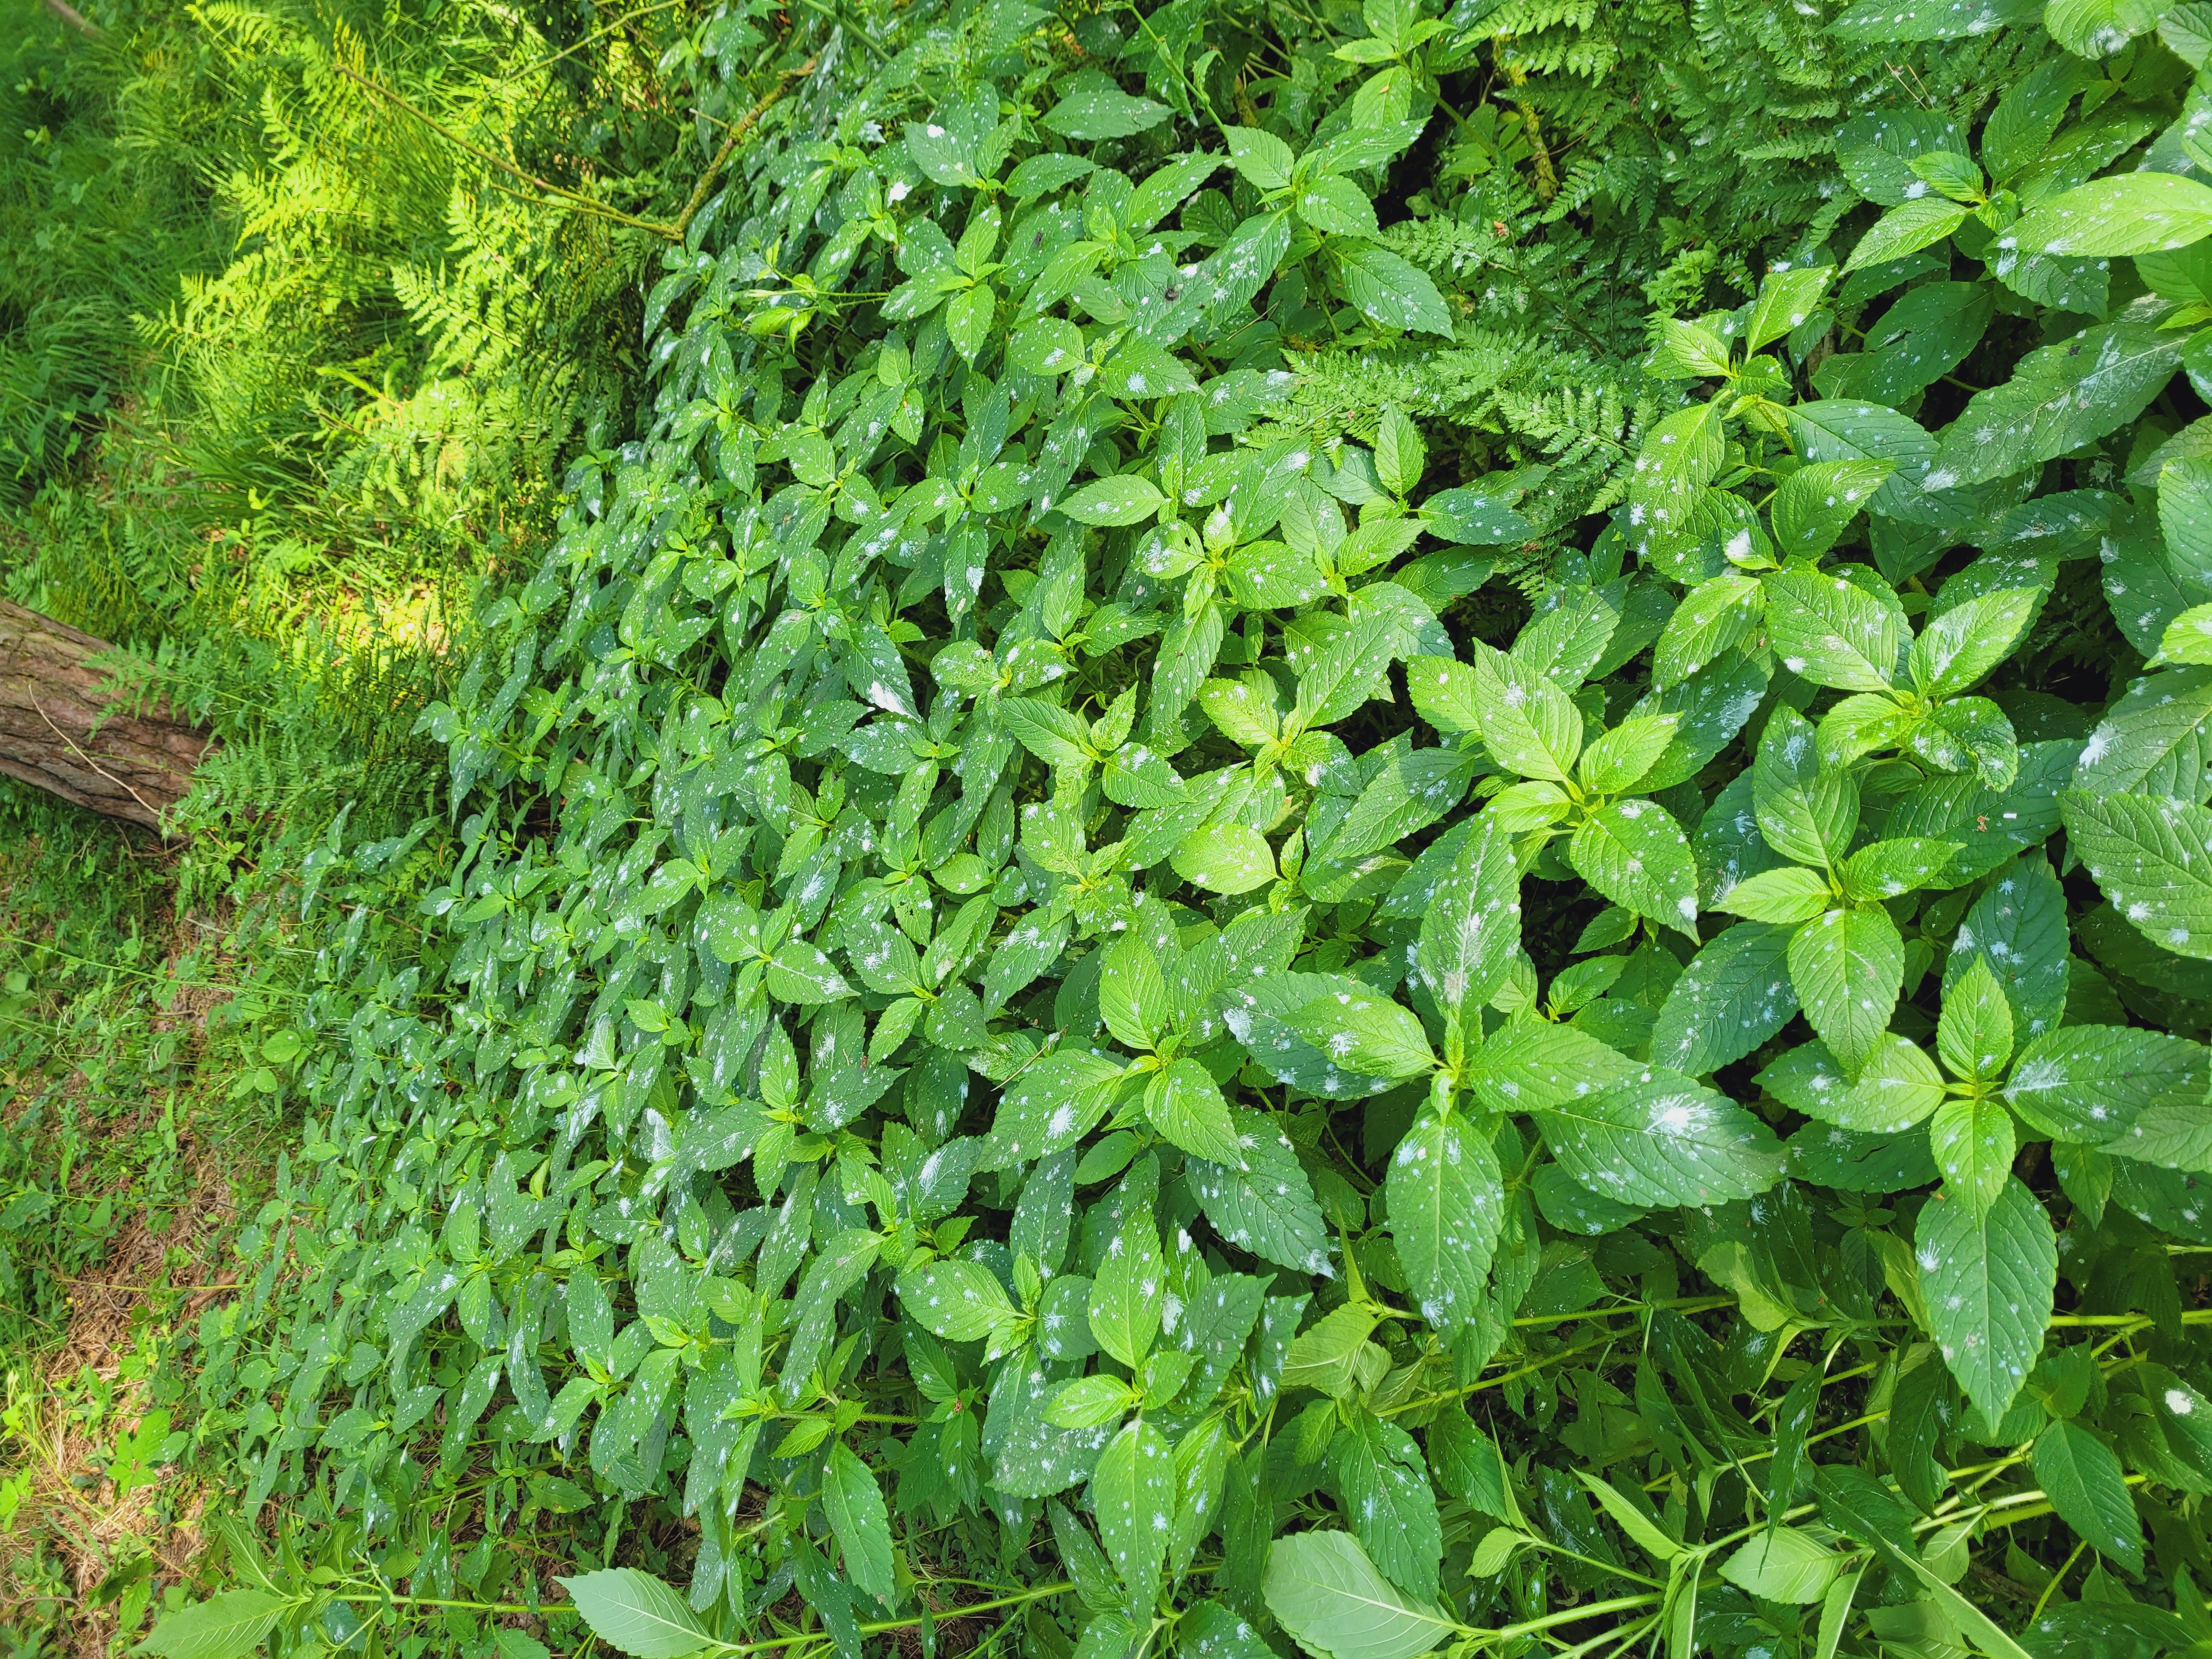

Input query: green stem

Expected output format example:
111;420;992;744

1522;1540;1667;1590
335;1594;540;1613
787;0;891;60
1481;1591;1664;1641
1509;1294;1734;1331
332;64;680;239
2028;1541;2085;1623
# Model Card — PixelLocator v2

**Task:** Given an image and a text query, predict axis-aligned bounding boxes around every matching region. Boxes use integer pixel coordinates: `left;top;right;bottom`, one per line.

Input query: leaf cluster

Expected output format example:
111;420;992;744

67;0;2212;1657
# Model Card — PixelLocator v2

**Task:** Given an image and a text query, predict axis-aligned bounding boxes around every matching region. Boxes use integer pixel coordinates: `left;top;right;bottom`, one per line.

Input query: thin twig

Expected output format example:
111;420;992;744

789;0;890;60
334;63;680;239
674;57;821;238
517;0;689;78
31;696;167;828
44;0;103;36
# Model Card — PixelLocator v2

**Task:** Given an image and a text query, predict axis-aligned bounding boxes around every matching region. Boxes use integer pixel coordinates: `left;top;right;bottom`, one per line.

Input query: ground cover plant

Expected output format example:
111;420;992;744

9;0;2212;1651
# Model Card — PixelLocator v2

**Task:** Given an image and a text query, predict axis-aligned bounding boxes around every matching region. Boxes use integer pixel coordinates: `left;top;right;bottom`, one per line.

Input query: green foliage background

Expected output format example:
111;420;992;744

4;0;2212;1654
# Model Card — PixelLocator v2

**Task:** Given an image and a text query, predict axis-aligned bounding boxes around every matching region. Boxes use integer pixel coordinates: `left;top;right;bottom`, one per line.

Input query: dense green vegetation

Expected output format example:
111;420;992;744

6;0;2212;1653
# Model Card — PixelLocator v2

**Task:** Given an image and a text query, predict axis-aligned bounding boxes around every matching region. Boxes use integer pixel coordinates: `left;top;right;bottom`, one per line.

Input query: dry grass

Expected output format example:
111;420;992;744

0;1144;232;1656
0;893;241;1656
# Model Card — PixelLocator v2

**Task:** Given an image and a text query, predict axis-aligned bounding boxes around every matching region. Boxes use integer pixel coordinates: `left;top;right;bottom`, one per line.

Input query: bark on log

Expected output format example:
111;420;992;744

0;600;211;833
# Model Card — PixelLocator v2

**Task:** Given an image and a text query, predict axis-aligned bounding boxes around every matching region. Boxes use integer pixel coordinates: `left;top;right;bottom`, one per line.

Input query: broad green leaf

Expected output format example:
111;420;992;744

1415;811;1522;1027
1330;1411;1444;1599
2157;601;2212;664
1754;706;1860;870
1784;400;1936;518
766;942;853;1004
1387;1113;1504;1334
1937;956;2015;1080
1577;1471;1683;1561
1223;125;1294;189
1047;1374;1135;1429
1651;921;1801;1075
1466;1017;1639;1111
1846;199;1970;269
1910;589;2039;696
1928;1093;2016;1213
1770;460;1894;560
2074;668;2212;799
134;1590;291;1659
1282;1305;1383;1398
2162;455;2212;596
823;1444;898;1607
1127;153;1226;232
1285;985;1435;1080
1318;747;1477;865
946;286;994;362
1830;0;2038;36
1568;799;1699;937
1916;1174;2057;1421
1180;1602;1276;1659
1188;1118;1332;1274
1334;240;1454;336
1294;613;1402;729
1099;338;1200;402
1766;568;1901;691
897;1259;1016;1342
1765;1034;1942;1132
1944;854;2069;1040
1534;1069;1784;1207
1146;1059;1244;1165
1628;401;1727;557
1407;657;1483;732
1786;1121;1939;1193
999;697;1094;769
1720;1527;1844;1603
1227;970;1413;1099
1470;1530;1537;1575
1745;266;1836;353
1648;315;1733;379
1428;1409;1519;1525
985;1048;1126;1166
1788;904;1905;1075
2005;173;2212;258
1471;646;1582;780
1714;866;1834;924
1577;714;1679;793
1635;654;1769;792
905;120;983;188
1093;1415;1175;1612
1263;1531;1455;1659
1061;474;1167;526
1041;74;1171;139
2122;1093;2212;1171
1101;932;1169;1049
1839;836;1959;902
1009;318;1086;375
1910;696;2018;790
2030;1418;2143;1572
2004;1024;2207;1144
1421;482;1533;546
2061;789;2212;959
1090;1203;1167;1366
1927;320;2182;492
1822;281;1994;403
555;1571;712;1659
1654;573;1763;687
1297;174;1380;237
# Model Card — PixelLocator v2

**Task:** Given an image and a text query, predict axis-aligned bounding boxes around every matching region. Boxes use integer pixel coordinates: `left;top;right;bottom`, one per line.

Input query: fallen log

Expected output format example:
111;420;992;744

0;600;210;833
